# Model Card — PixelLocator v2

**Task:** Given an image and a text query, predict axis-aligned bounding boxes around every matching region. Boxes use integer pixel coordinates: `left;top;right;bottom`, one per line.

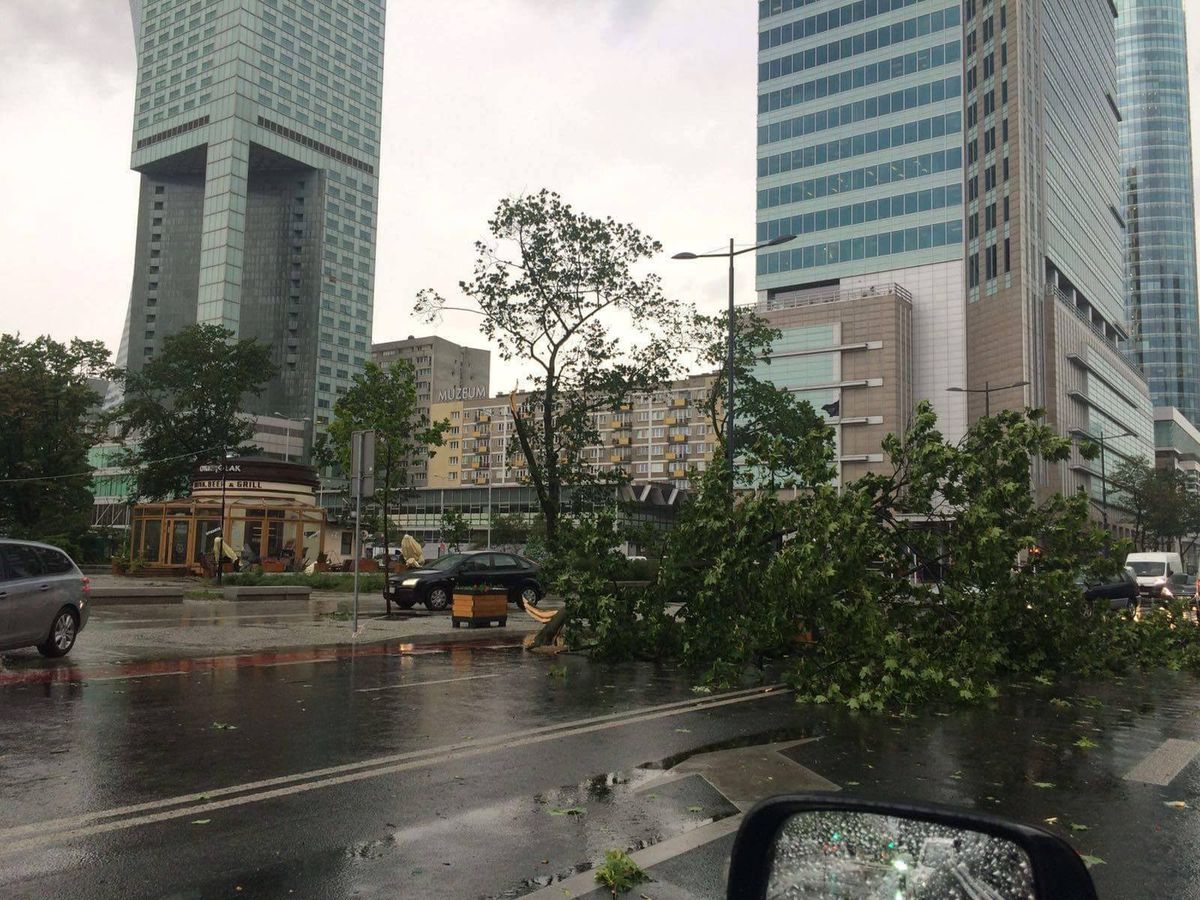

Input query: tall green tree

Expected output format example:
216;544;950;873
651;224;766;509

111;324;276;500
416;189;691;547
324;359;449;567
0;334;114;551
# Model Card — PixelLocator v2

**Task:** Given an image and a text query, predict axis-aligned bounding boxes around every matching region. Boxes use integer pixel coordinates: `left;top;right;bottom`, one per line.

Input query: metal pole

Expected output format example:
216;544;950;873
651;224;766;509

726;237;736;483
217;455;227;584
487;481;492;549
285;422;292;462
1100;432;1109;531
984;380;990;418
352;443;362;636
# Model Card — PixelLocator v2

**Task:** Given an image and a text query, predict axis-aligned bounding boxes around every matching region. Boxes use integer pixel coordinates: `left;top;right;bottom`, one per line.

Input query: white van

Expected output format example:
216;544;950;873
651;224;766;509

1125;552;1186;599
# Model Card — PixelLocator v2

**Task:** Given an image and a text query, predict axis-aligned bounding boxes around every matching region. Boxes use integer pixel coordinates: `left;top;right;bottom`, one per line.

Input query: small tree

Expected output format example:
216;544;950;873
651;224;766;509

324;360;448;569
0;334;115;551
441;509;470;552
1110;457;1156;548
417;190;691;548
490;512;530;553
111;324;276;500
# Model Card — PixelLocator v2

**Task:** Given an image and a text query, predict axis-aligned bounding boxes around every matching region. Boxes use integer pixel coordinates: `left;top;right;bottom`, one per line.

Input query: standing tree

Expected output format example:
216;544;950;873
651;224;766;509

441;509;470;552
111;324;276;500
324;359;449;569
416;190;691;548
0;335;114;551
490;512;530;553
1109;457;1157;548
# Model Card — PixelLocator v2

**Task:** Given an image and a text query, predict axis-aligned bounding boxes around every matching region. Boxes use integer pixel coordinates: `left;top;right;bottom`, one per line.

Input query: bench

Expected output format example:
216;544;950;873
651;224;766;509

89;587;184;606
221;585;313;603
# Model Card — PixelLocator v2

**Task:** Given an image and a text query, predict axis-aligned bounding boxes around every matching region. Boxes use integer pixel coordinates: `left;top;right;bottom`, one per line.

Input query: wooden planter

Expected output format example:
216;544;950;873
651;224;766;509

452;588;508;628
260;559;286;573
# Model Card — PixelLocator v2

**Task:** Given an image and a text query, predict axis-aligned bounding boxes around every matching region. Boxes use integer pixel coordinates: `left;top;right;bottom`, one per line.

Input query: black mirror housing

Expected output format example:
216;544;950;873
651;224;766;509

726;795;1098;900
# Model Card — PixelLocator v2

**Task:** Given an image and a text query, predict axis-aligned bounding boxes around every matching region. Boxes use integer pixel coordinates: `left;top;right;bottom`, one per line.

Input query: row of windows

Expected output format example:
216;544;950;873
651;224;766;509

256;116;374;173
758;76;962;147
757;146;962;210
757;111;961;178
756;219;964;275
135;114;210;150
759;40;960;114
758;6;960;84
758;0;823;21
967;239;1011;287
757;182;964;242
758;0;925;52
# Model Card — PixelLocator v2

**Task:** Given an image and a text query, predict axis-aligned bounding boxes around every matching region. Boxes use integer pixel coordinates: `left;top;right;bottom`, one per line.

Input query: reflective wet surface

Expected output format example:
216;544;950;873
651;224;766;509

2;626;1200;898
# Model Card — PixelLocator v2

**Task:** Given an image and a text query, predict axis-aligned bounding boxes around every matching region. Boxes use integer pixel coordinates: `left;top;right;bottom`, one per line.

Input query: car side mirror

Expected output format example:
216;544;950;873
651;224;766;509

726;795;1097;900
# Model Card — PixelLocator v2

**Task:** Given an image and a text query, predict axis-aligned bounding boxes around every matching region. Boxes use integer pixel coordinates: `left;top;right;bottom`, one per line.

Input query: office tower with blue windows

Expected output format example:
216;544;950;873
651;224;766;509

1117;0;1200;428
113;0;387;454
754;0;969;479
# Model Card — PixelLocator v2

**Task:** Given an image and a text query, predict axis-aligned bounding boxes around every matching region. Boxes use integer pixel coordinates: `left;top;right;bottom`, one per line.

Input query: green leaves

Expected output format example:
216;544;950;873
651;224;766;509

110;324;276;501
0;334;116;547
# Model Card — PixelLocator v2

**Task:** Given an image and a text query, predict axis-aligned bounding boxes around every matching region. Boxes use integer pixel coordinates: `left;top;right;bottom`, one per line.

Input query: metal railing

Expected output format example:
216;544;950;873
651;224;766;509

758;282;913;312
1047;284;1145;382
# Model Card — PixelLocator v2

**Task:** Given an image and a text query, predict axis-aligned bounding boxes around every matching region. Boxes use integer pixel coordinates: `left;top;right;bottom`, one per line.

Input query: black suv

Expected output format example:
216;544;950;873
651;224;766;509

383;551;543;612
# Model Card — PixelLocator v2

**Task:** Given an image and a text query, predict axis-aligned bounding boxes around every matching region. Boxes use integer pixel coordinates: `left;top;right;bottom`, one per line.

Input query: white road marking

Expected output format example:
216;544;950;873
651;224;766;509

1123;738;1200;785
354;672;504;692
0;685;785;852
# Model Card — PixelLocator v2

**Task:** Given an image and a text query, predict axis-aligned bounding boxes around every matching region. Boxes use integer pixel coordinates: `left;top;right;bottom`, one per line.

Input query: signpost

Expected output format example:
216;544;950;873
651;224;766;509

349;430;375;635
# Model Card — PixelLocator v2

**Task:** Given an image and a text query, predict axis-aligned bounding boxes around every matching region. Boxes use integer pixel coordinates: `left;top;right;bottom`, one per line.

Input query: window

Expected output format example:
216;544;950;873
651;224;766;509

33;547;73;574
154;185;165;194
1;544;45;579
1003;196;1010;221
1004;237;1011;272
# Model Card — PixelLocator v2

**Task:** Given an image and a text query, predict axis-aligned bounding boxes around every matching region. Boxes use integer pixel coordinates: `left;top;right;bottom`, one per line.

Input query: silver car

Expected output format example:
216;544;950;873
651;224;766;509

0;540;90;657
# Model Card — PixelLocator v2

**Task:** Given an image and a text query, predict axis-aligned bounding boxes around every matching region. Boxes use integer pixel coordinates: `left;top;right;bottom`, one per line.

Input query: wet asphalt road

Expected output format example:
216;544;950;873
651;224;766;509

4;616;1200;898
0;637;803;899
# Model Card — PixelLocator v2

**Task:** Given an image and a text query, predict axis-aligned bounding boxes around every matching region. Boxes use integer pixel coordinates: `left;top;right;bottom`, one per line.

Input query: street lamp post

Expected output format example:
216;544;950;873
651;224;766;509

216;450;232;584
671;234;796;484
272;412;311;462
1078;428;1135;531
946;380;1031;417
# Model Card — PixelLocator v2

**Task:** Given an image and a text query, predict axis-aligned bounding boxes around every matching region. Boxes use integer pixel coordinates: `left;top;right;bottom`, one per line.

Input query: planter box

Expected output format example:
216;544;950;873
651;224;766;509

261;560;286;573
452;589;508;628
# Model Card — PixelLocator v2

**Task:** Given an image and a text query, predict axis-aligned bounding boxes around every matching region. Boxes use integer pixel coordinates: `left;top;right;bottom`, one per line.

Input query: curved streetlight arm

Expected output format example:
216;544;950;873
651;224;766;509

671;234;797;261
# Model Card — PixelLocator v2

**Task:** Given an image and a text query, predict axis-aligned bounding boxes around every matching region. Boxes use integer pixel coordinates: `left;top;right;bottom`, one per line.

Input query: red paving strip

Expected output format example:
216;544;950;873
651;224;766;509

0;635;526;686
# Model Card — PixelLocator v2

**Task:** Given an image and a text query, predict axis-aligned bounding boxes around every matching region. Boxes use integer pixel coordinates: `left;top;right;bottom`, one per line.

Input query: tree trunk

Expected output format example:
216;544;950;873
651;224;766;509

528;606;569;650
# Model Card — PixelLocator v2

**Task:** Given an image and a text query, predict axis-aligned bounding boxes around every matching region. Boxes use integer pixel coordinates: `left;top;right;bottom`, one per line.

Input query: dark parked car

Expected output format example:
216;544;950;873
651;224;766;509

1078;567;1138;612
0;539;90;656
384;551;543;612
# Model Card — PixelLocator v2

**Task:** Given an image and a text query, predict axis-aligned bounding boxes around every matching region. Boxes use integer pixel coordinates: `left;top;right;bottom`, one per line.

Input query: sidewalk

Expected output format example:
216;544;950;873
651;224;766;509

2;593;550;670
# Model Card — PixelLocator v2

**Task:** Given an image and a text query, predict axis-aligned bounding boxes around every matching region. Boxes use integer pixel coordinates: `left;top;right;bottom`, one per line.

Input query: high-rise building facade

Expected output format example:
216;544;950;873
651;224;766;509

1116;0;1200;427
960;0;1153;501
755;0;970;447
114;0;387;456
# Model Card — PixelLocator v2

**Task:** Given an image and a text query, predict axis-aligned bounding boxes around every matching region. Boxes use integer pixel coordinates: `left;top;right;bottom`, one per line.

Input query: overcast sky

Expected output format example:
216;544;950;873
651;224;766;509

1;0;1198;392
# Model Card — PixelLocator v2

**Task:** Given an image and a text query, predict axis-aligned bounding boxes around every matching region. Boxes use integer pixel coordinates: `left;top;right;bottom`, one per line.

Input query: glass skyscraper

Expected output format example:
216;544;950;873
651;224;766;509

1117;0;1200;427
113;0;387;449
755;0;970;445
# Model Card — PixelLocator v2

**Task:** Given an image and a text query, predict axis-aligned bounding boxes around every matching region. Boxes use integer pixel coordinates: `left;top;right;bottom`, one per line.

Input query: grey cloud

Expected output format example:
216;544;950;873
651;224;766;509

520;0;666;38
0;0;133;82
